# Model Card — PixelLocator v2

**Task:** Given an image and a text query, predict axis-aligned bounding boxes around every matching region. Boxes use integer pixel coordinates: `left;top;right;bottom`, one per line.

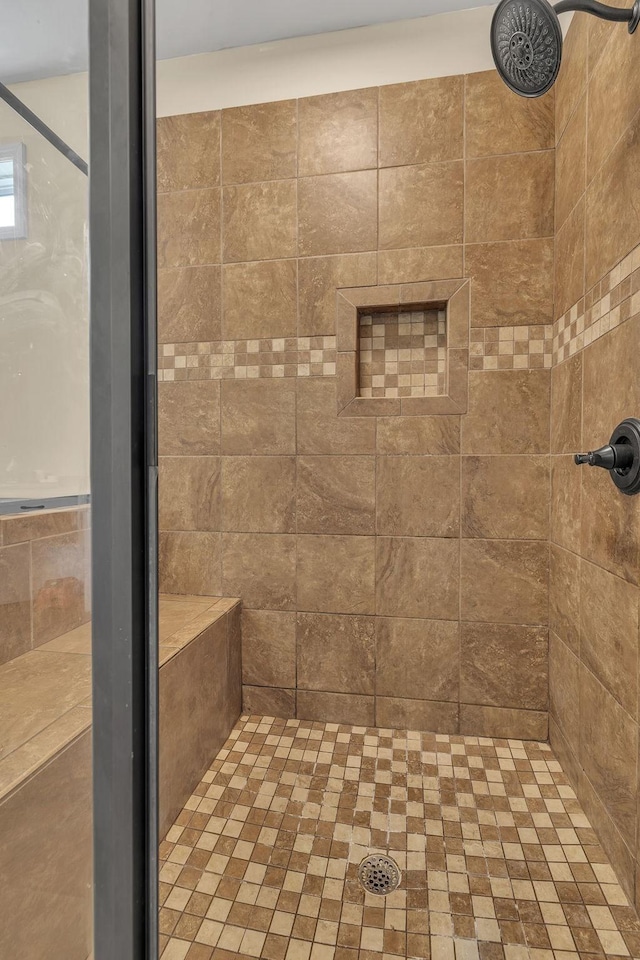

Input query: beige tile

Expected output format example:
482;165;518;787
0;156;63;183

221;379;296;456
550;455;581;554
585;109;640;288
579;664;637;848
465;70;554;157
551;354;582;455
297;613;375;695
221;100;296;184
555;94;586;231
379;162;464;250
158;265;222;343
241;610;296;688
158;188;221;268
581;462;640;585
461;539;548;624
32;532;89;646
159;531;221;596
580;559;638;717
297;456;375;535
465;152;554;243
465;238;553;327
376;617;459;702
222;260;297;340
461;455;549;540
158;380;220;457
376;417;460;456
296;378;376;455
296;690;374;726
379;76;463;166
0;543;31;665
221;456;295;534
554;197;585;319
376;456;460;538
0;732;92;960
549;632;580;752
376;537;459;620
223;180;297;263
459;704;548;740
583;313;640;454
549;544;580;654
298;171;377;257
157;111;220;192
298;88;378;176
587;26;640;181
297;252;377;337
378;245;463;286
159;457;221;532
1;508;79;546
460;623;548;710
376;697;459;734
555;12;588;140
222;533;296;611
297;535;375;615
461;370;550;455
242;684;295;718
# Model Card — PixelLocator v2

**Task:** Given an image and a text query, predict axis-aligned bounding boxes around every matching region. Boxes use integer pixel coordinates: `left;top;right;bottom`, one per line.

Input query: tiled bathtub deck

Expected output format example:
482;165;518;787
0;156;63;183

159;716;640;960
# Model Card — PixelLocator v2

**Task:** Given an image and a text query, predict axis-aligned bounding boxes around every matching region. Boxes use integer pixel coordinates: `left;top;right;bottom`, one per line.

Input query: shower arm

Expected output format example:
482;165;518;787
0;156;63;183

553;0;640;33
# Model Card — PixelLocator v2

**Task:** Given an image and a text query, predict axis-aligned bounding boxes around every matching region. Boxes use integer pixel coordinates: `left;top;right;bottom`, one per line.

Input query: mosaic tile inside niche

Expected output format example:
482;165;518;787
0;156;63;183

553;242;640;365
159;714;640;960
359;307;447;399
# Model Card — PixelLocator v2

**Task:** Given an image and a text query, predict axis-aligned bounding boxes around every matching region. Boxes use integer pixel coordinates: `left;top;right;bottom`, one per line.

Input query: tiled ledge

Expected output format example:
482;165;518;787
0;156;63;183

554;242;640;365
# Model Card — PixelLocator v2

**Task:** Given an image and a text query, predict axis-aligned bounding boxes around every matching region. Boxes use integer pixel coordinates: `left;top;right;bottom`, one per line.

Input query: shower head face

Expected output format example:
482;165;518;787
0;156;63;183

491;0;563;97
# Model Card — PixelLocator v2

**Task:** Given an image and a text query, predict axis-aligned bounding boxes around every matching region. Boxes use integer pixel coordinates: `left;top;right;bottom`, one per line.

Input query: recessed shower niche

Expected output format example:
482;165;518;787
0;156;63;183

336;278;470;416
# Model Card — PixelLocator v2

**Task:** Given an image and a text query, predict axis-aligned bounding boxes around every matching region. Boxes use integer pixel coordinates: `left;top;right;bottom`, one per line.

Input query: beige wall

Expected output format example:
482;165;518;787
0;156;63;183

549;6;640;909
156;71;555;739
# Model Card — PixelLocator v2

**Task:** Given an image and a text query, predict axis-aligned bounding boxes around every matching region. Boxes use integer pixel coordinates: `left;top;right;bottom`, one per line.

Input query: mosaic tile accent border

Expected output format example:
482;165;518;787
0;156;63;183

359;308;447;399
470;325;553;371
554;243;640;365
158;714;640;960
158;336;337;382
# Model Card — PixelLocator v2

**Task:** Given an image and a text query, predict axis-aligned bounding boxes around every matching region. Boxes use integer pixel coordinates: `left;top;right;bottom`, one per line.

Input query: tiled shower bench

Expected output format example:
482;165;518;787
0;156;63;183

0;594;241;960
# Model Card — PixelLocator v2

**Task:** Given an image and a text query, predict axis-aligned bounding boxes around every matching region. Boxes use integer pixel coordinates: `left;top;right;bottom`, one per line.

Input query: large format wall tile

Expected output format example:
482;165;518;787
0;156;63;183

297;456;376;535
158;265;221;343
296;378;376;456
157;188;221;267
221;457;296;534
376;456;460;538
461;456;549;540
243;685;296;718
298;171;377;257
240;609;296;688
376;617;459;702
223;180;297;262
158;380;220;457
464;239;553;327
157;111;220;192
379;76;464;167
32;532;89;646
550;354;582;455
461;539;548;624
297;253;377;337
0;543;31;664
297;536;375;615
222;534;296;611
465;71;554;158
221;379;296;456
296;613;375;695
379;162;464;249
549;632;580;751
549;544;580;654
462;370;550;455
554;197;585;319
376;417;460;456
159;457;221;532
221;100;297;184
222;260;298;340
376;537;459;620
160;531;221;596
460;704;548;740
377;245;463;285
555;95;586;231
460;623;548;710
298;89;378;176
297;690;374;726
465;152;554;243
376;697;459;734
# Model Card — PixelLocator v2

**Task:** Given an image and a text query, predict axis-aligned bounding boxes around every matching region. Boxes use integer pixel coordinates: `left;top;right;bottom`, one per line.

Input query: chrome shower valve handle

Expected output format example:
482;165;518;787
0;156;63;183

574;417;640;495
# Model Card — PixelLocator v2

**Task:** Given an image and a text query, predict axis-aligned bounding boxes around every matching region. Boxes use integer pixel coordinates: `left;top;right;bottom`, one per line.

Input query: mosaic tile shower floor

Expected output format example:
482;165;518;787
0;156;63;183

159;716;640;960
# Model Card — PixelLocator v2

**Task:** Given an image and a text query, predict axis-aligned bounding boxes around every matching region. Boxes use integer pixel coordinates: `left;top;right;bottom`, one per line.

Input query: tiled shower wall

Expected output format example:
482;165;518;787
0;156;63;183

549;8;640;909
157;71;555;740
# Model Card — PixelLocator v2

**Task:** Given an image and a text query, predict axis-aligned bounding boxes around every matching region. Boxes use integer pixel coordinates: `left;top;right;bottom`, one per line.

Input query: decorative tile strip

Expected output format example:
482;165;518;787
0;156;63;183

470;324;553;371
158;335;337;381
359;308;447;399
553;244;640;365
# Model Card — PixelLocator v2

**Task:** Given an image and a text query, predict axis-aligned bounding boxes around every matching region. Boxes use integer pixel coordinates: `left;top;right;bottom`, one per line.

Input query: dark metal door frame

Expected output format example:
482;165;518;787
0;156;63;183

89;0;158;956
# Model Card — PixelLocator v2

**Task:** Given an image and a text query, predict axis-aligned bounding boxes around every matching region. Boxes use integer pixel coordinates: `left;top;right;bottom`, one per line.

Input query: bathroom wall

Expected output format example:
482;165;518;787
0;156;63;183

157;70;555;738
0;506;91;666
549;7;640;908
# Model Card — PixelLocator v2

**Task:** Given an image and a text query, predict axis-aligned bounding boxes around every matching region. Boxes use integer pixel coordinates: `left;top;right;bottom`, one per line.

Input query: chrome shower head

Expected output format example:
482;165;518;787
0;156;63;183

491;0;640;97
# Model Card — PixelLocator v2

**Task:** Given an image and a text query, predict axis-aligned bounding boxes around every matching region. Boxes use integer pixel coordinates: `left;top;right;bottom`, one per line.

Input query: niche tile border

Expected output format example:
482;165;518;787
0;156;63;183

335;279;470;417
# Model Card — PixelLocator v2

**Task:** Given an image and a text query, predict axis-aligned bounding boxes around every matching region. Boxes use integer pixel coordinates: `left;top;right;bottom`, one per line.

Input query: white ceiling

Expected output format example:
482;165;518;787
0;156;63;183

0;0;495;84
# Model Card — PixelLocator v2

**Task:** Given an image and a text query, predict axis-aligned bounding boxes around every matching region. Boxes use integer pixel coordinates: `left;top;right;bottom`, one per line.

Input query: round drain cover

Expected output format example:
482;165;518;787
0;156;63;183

358;854;401;896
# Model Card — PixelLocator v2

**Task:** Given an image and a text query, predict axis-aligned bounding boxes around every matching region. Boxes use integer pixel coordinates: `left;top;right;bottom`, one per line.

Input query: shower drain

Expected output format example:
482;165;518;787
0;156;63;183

358;854;402;896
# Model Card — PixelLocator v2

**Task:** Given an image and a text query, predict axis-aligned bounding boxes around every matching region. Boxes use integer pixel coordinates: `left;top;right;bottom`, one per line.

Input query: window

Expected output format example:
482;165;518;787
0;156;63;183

0;142;27;240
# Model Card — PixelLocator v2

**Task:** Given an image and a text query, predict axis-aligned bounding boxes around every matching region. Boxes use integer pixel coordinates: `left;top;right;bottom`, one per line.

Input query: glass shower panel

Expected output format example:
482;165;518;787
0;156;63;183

0;76;92;960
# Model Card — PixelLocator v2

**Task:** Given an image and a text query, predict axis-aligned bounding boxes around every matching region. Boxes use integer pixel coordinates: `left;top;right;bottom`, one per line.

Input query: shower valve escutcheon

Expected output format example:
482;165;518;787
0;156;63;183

574;417;640;496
